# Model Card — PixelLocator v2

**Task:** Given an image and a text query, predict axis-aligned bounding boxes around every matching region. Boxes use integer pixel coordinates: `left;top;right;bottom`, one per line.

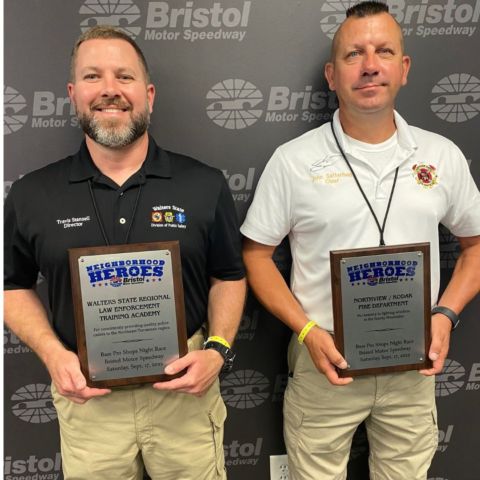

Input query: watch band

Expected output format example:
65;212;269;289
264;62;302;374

432;306;460;330
203;340;235;372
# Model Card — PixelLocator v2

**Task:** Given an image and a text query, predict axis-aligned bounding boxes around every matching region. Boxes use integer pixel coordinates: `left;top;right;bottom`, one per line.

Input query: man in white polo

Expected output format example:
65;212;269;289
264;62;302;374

241;2;480;479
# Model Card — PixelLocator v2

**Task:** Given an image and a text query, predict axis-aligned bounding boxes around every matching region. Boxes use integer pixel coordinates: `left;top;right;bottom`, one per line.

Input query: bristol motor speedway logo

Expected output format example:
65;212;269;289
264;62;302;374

4;86;28;135
206;79;337;130
221;369;270;408
319;1;357;39
4;86;77;134
435;358;480;396
206;79;263;130
79;0;141;38
4;453;62;480
4;328;31;355
319;0;480;40
11;384;57;424
430;73;480;123
79;0;252;43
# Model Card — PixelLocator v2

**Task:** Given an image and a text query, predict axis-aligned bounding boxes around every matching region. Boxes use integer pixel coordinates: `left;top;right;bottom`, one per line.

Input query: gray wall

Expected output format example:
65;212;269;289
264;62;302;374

4;1;480;479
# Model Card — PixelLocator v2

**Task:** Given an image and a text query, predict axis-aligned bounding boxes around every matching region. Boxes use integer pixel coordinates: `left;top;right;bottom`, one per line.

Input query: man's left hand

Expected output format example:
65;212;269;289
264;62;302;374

152;349;224;396
419;313;452;376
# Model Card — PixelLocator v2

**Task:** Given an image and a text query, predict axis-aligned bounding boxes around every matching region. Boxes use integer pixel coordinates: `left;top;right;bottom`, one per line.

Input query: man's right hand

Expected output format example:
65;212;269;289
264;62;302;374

45;346;111;404
303;326;353;386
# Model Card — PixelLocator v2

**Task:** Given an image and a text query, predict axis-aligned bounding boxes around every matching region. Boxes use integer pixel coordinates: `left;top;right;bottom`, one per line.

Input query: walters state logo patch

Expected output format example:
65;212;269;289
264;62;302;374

150;205;187;229
412;164;438;188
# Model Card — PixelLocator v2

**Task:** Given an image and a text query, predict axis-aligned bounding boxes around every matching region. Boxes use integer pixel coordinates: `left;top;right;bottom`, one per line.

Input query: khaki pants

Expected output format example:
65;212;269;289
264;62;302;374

52;331;227;480
284;336;438;480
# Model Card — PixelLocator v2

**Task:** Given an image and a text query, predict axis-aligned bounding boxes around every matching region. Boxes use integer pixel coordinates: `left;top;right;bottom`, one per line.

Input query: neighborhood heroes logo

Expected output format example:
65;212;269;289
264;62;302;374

4;86;77;134
431;73;480;123
4;453;62;480
319;0;480;40
80;0;141;38
346;258;417;286
144;1;251;42
11;384;57;424
206;79;337;130
224;438;263;468
84;258;165;287
435;358;480;396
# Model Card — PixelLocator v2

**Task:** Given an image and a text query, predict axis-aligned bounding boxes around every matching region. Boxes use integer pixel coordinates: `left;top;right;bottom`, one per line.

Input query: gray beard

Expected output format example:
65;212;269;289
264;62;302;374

78;107;150;148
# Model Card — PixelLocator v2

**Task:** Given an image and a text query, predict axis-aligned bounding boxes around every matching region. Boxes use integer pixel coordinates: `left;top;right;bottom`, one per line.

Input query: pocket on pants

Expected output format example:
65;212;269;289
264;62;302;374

208;398;227;477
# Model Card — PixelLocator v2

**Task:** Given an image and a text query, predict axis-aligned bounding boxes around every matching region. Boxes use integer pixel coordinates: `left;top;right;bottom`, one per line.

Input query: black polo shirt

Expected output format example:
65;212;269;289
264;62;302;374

5;136;245;351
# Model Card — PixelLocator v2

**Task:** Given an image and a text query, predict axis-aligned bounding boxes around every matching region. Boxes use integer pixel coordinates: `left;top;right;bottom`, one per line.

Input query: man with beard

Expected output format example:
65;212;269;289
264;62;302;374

4;26;246;479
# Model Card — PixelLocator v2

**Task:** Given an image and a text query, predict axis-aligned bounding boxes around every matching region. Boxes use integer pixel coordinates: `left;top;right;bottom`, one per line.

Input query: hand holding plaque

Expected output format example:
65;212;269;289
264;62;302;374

330;243;433;377
69;241;188;388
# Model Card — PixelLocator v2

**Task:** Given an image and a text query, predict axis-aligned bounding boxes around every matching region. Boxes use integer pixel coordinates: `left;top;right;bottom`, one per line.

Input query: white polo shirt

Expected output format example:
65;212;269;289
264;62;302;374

241;110;480;332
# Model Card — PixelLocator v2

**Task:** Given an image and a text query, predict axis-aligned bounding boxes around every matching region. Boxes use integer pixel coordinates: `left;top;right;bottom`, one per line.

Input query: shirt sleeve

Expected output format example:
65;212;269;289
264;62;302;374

206;176;245;280
240;146;293;246
4;182;40;290
441;145;480;237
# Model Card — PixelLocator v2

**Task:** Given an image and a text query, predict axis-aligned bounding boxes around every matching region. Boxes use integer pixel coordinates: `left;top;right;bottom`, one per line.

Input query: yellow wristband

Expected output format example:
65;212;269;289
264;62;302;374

206;336;231;349
298;320;317;344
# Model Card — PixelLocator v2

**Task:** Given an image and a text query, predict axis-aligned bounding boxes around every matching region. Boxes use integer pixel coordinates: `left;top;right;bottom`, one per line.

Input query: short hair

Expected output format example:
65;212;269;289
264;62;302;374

70;26;150;83
329;1;403;61
346;1;389;18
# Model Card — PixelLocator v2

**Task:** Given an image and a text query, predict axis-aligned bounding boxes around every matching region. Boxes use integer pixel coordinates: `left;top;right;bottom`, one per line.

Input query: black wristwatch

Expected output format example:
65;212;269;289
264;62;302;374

203;341;235;373
432;305;460;330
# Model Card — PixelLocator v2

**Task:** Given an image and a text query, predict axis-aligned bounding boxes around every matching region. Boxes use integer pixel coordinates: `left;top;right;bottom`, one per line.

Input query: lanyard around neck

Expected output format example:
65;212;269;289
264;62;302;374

88;179;143;246
330;122;399;247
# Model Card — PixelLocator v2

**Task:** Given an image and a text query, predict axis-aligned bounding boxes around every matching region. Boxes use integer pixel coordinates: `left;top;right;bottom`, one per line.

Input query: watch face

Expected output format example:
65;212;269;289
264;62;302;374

204;342;235;371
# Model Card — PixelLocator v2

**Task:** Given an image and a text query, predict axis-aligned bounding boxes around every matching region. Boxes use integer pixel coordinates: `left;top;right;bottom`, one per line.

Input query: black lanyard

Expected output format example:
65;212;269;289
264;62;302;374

330;122;399;247
88;179;143;246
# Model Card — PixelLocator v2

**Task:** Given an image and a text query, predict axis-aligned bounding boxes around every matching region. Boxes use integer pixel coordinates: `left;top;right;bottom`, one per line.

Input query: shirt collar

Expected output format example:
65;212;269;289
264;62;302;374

69;134;172;183
330;109;418;155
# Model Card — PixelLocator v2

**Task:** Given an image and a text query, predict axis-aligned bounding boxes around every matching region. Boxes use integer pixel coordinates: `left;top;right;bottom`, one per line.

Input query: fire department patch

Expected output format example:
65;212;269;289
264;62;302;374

151;211;163;223
412;164;438;188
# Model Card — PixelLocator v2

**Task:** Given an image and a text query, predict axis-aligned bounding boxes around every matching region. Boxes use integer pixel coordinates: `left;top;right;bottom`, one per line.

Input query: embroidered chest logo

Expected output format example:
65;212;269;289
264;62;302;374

150;205;187;229
412;164;438;188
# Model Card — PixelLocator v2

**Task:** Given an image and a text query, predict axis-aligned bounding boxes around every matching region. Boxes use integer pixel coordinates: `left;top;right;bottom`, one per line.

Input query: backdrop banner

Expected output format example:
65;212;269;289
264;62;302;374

4;1;479;479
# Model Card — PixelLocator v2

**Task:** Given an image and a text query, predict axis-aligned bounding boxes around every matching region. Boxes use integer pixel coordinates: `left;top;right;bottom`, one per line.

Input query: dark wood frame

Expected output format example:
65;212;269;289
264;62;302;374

330;243;432;377
69;241;188;388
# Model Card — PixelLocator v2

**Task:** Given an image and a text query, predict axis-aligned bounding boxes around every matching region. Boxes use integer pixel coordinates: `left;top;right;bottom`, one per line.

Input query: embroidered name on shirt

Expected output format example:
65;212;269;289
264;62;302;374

150;205;187;229
311;171;352;184
56;216;91;228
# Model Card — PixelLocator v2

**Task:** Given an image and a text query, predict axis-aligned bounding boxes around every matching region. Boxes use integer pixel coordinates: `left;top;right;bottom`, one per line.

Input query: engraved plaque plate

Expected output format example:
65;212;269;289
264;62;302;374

330;243;432;377
69;242;188;388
